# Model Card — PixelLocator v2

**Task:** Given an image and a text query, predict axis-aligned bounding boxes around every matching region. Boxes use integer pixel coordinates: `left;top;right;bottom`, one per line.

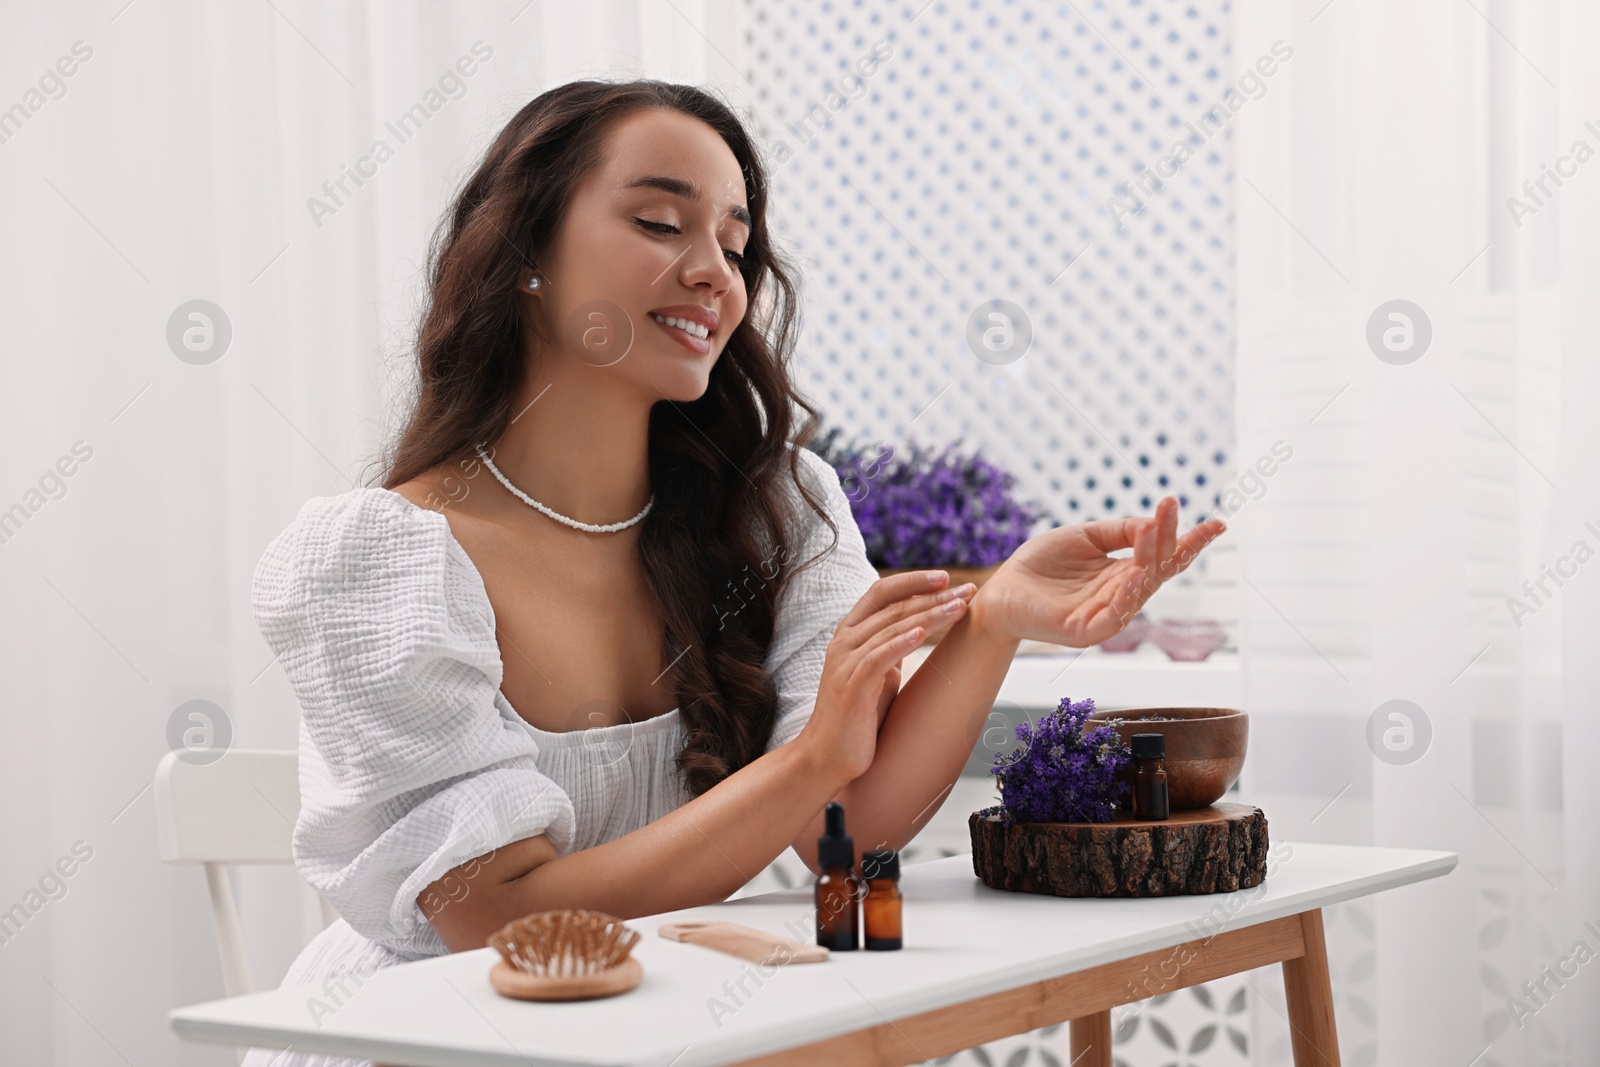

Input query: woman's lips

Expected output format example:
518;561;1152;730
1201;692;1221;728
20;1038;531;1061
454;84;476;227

650;314;712;355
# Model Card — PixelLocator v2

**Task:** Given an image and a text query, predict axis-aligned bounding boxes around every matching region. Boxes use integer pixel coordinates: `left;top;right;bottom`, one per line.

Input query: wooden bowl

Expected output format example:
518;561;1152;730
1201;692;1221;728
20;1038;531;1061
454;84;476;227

1085;707;1248;811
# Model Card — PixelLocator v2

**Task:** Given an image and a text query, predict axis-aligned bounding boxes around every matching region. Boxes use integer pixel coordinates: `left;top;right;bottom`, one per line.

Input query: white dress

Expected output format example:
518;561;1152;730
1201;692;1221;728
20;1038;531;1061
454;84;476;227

239;448;877;1067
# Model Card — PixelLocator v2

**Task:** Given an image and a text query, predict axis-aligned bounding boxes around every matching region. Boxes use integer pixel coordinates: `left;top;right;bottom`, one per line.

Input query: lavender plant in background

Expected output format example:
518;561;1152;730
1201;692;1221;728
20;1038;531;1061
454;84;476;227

976;697;1131;826
806;430;1046;568
806;427;892;506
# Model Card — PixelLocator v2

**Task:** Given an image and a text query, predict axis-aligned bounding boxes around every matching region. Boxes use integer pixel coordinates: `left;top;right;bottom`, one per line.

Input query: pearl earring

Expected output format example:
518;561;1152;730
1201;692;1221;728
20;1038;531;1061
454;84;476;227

526;274;542;291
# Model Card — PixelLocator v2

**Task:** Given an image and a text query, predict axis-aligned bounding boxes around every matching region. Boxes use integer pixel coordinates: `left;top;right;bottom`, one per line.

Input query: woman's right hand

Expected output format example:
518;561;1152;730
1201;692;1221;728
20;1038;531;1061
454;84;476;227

798;570;979;784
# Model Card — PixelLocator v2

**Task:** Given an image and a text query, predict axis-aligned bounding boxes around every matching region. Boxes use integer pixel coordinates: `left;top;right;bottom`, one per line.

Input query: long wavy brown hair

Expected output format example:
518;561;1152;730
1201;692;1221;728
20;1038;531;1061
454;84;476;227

376;80;836;797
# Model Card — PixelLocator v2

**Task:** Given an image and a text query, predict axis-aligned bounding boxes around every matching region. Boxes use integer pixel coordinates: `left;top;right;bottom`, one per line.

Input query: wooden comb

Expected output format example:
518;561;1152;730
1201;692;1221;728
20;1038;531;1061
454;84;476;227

487;908;643;1001
658;920;829;964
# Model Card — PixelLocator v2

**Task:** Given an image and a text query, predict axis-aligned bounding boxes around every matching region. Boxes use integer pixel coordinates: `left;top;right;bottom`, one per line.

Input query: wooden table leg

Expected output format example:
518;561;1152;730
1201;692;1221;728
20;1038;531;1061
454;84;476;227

1281;908;1340;1066
1068;1010;1113;1067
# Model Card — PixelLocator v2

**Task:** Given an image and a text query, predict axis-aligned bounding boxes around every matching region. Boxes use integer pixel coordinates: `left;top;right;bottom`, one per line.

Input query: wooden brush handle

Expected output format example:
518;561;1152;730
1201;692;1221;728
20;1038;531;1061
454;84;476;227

658;921;829;964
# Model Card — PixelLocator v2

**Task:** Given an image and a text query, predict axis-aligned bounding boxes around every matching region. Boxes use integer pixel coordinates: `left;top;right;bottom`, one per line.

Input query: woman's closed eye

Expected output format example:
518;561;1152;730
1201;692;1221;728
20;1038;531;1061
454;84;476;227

632;216;747;268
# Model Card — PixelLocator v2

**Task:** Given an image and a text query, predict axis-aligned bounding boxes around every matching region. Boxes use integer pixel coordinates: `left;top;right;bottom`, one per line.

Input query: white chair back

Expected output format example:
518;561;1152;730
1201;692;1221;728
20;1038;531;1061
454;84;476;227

154;749;338;1005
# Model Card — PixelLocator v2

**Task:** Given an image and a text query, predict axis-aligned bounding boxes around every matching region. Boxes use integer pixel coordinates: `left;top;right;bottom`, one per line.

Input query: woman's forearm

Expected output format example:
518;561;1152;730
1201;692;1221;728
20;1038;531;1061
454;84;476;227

838;603;1021;857
511;739;847;921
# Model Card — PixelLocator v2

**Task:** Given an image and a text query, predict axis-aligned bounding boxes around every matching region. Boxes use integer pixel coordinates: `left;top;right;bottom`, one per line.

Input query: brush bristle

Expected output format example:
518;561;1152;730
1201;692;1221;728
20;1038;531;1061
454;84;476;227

489;909;641;977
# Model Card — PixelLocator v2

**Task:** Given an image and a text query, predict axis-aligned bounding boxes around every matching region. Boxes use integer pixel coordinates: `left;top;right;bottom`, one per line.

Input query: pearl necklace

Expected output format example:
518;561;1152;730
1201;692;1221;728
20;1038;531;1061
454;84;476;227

474;444;653;534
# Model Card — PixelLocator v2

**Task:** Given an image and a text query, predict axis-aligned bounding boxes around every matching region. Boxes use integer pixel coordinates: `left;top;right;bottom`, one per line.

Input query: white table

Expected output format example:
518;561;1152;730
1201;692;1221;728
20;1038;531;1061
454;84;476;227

170;841;1456;1067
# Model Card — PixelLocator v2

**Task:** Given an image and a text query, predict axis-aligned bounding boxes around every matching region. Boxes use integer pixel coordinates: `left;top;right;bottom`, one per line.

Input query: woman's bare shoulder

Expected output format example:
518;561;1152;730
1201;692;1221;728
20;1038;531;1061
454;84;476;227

388;464;483;516
385;464;510;559
388;473;442;512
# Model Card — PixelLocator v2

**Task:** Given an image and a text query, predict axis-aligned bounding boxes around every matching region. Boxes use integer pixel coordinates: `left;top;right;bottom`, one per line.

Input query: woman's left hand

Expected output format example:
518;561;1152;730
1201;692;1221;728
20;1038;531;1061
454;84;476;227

969;496;1226;648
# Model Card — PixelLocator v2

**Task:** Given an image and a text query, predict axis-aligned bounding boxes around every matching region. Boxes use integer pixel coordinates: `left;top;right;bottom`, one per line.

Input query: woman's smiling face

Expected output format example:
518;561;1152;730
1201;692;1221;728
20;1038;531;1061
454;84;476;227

527;107;751;403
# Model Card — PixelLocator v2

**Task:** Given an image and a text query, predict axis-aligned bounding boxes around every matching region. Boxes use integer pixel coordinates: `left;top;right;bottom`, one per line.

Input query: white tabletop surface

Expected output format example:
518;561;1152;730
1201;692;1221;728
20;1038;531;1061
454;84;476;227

171;841;1455;1067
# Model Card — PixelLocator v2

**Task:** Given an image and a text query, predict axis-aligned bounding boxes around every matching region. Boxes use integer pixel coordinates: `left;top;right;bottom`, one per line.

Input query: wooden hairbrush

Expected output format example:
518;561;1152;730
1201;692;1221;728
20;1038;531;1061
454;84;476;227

487;908;643;1001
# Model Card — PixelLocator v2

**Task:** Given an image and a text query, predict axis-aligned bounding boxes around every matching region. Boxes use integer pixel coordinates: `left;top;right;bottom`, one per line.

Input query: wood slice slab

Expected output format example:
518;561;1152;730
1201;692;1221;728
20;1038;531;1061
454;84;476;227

969;802;1269;897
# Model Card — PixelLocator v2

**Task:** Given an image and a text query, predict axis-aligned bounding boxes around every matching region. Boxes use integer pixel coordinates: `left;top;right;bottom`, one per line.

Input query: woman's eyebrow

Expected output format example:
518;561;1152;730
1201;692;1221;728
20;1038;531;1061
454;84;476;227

620;174;751;227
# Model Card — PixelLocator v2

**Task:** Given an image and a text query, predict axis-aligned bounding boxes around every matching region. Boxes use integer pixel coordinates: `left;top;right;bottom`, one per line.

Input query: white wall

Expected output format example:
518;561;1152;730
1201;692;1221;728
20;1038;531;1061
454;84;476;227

0;3;744;1063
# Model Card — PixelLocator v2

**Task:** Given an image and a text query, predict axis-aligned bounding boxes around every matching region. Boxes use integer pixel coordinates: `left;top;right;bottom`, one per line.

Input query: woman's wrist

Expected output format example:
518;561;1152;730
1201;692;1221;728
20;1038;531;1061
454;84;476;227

787;730;863;795
962;580;1022;652
911;590;1021;687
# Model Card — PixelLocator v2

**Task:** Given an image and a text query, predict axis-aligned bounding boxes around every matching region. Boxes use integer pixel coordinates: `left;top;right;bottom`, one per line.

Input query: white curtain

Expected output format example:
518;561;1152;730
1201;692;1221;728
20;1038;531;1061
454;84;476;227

1234;1;1598;1064
0;3;744;1063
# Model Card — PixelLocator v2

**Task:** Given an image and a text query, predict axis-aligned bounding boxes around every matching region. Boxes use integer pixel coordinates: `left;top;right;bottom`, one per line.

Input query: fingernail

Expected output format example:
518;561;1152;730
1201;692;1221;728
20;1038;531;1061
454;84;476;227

924;570;946;585
942;597;965;614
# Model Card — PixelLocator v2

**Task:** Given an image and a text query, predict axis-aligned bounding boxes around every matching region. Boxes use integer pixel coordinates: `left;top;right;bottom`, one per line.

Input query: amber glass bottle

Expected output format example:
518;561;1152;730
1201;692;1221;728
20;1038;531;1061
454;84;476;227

1131;733;1170;820
861;849;902;950
815;802;859;950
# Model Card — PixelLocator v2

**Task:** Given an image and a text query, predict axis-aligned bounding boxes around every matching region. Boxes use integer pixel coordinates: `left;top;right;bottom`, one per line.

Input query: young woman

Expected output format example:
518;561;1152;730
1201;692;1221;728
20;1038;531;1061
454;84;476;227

242;80;1224;1067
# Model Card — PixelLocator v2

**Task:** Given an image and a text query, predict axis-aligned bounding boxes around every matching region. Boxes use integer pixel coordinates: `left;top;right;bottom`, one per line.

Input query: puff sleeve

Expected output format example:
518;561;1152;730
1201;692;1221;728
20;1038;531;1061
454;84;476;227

251;489;578;956
762;448;882;753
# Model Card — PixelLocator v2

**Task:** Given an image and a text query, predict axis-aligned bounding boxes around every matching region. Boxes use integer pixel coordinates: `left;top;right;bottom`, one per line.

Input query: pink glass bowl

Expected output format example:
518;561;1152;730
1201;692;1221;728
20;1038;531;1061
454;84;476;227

1151;618;1228;662
1097;611;1150;652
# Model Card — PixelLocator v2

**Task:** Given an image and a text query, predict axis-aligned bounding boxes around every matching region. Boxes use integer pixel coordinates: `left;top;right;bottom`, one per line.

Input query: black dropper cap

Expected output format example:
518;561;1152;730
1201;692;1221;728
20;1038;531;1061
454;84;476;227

1132;733;1165;759
818;801;854;869
862;849;899;880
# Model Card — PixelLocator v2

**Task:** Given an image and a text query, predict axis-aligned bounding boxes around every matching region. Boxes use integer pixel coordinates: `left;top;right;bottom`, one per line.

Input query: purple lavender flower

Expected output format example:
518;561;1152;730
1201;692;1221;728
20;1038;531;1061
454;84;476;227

809;434;1045;568
975;696;1132;825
